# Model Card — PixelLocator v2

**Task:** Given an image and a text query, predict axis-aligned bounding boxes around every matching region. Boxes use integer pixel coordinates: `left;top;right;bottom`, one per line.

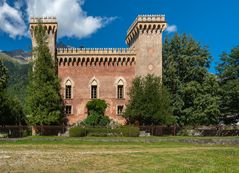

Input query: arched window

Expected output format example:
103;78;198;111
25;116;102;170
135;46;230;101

91;80;98;99
65;80;72;99
117;80;124;99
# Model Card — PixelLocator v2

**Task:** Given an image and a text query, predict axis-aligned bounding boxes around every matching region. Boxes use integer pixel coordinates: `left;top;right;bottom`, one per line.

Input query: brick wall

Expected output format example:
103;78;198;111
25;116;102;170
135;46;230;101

58;61;135;125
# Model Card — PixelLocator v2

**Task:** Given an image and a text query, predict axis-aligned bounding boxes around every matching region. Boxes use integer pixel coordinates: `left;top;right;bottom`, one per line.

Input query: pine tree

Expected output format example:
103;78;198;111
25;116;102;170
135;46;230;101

0;58;8;91
0;58;26;126
163;33;220;126
0;59;8;126
25;23;63;127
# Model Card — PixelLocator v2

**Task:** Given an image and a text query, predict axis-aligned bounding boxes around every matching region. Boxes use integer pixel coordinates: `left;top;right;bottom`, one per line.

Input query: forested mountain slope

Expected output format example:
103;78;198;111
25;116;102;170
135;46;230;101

0;52;30;104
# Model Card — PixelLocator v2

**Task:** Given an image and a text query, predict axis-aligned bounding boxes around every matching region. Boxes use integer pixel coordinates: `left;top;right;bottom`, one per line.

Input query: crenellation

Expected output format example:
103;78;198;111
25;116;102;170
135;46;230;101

56;47;136;55
127;14;166;34
30;16;57;23
126;14;167;46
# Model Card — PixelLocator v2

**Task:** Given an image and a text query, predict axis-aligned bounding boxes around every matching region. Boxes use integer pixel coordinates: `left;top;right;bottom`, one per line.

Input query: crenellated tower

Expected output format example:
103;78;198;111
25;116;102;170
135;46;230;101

30;17;58;60
126;15;167;78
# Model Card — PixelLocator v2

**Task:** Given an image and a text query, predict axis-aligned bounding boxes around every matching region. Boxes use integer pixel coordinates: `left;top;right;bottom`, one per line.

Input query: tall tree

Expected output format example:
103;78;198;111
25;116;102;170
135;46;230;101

0;58;26;126
217;46;239;124
124;74;175;125
0;58;8;91
0;59;8;126
163;33;220;126
25;23;63;126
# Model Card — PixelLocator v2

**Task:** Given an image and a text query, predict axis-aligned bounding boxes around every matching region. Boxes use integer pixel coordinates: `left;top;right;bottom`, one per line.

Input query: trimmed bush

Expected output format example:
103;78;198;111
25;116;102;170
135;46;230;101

69;126;140;137
86;99;107;115
87;127;109;136
81;113;110;127
118;126;140;137
69;127;87;137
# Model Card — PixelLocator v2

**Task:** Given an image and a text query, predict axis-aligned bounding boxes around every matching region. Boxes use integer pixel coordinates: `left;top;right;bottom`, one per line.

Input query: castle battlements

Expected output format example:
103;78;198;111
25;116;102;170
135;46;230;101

127;14;166;34
30;17;57;23
57;47;136;55
126;14;167;46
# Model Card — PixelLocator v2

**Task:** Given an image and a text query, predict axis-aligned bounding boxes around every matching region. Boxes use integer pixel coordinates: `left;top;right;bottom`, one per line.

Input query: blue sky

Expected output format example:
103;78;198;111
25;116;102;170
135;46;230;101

0;0;239;73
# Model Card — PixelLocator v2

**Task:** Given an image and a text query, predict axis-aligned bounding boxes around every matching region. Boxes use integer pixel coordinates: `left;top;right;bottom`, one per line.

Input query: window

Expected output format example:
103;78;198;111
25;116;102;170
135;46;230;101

117;80;124;99
65;105;72;115
117;85;124;99
91;86;97;99
117;105;124;115
91;80;98;99
65;80;72;99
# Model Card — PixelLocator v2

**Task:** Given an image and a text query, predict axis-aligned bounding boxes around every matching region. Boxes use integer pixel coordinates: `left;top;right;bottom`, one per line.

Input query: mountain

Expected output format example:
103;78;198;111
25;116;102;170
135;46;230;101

2;49;31;64
0;52;31;104
57;41;81;48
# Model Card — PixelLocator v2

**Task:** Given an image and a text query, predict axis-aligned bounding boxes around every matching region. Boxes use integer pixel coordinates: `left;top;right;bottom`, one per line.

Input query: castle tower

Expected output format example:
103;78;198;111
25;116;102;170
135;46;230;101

30;17;58;60
126;15;167;77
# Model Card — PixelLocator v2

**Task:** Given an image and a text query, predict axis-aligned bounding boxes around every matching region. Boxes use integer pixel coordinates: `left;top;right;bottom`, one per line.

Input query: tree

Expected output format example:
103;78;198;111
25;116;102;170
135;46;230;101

217;46;239;124
0;58;8;91
0;95;25;126
25;23;63;126
0;59;8;126
163;33;220;126
81;99;110;127
0;59;25;126
124;74;175;125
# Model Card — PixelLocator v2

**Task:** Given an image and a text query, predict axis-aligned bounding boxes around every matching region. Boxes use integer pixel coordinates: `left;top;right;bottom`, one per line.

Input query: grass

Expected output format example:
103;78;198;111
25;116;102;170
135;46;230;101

0;136;239;173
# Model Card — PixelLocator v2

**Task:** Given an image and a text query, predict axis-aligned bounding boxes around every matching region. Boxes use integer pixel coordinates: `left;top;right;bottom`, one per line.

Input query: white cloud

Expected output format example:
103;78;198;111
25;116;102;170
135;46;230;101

166;24;177;33
0;0;115;39
0;1;26;38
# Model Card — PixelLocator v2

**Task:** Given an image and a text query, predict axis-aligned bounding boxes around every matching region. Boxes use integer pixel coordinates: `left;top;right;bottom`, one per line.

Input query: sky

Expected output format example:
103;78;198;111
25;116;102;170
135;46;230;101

0;0;239;73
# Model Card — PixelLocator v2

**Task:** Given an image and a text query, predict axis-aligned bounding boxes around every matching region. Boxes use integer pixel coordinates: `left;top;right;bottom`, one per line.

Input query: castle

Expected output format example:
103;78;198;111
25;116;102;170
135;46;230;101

30;15;167;125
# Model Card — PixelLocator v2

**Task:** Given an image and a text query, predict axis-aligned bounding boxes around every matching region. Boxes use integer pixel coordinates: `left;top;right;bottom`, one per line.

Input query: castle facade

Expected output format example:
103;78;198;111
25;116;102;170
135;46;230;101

30;15;167;125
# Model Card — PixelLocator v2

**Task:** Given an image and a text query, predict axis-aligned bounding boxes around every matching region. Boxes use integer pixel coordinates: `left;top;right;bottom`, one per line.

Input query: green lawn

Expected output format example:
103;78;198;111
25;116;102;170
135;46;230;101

0;137;238;173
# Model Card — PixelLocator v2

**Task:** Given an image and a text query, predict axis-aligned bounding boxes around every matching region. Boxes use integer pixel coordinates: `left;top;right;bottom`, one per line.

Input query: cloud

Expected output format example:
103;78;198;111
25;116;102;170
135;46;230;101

166;24;177;33
0;0;115;39
0;1;26;38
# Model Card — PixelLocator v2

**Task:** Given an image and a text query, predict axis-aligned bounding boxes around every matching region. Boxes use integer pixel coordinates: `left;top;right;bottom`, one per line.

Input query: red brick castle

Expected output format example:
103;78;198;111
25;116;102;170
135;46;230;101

30;15;167;125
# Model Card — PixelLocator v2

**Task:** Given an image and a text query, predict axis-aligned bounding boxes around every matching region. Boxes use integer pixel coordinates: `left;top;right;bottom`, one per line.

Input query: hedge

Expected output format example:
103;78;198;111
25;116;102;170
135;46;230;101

69;127;87;137
69;126;140;137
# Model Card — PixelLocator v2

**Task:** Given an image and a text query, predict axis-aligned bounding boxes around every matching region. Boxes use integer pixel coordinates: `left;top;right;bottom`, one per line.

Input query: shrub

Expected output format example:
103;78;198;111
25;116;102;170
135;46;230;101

22;129;32;137
99;115;111;126
69;126;140;137
86;99;107;115
87;128;109;137
82;112;102;126
81;112;110;127
69;127;87;137
118;126;140;137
